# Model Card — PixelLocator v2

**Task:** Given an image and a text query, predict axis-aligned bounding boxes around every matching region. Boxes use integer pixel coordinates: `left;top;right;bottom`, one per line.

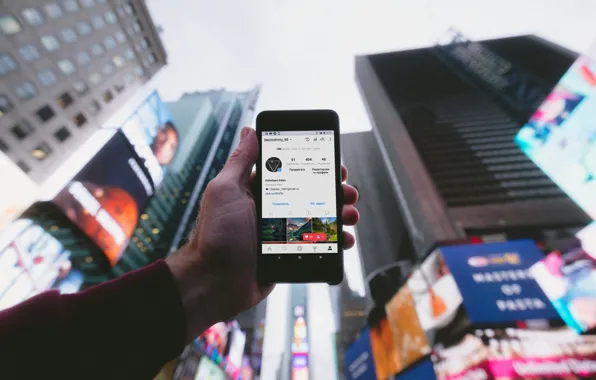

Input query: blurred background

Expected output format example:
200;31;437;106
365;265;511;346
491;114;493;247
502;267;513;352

1;0;595;379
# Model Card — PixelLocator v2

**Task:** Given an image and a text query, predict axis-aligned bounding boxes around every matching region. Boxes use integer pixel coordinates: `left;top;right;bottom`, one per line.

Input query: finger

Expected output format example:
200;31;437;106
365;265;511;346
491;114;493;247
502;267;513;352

258;284;276;300
341;165;348;182
342;204;359;225
343;184;358;205
220;127;258;185
343;231;355;250
249;171;256;186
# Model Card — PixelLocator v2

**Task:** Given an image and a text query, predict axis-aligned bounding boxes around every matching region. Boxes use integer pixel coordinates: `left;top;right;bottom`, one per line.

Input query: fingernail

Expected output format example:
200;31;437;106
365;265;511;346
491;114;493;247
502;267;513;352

241;127;250;139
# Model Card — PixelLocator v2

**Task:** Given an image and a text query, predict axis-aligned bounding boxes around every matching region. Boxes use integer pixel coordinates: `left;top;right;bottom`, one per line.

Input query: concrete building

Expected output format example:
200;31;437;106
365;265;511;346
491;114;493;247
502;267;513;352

0;0;166;183
355;35;591;259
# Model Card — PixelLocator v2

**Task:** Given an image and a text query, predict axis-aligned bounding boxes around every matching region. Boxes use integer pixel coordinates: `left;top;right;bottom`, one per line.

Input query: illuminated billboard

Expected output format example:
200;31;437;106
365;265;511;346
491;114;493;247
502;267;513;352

121;91;179;187
53;132;153;266
0;219;83;311
515;55;596;219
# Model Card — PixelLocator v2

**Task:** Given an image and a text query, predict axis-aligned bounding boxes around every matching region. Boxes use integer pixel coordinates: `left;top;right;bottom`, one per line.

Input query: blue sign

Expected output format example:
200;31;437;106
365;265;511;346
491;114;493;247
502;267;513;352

345;328;376;380
394;358;436;380
440;240;560;323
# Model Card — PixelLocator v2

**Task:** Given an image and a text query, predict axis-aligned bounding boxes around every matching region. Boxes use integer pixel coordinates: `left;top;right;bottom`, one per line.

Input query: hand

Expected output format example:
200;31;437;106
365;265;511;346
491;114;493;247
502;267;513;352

166;127;360;342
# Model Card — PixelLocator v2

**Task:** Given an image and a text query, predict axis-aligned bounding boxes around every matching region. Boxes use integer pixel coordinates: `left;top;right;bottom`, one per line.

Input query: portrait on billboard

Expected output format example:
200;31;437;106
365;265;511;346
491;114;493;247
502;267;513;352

53;133;152;266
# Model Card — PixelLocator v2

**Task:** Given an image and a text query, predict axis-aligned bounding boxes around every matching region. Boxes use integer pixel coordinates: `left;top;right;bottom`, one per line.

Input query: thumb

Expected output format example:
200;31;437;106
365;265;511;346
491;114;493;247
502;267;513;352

221;127;258;185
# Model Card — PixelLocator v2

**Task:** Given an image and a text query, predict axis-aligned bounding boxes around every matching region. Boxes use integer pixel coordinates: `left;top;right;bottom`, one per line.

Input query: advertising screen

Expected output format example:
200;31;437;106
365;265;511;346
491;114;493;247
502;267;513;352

226;328;246;371
432;327;596;380
515;55;596;219
345;328;377;380
194;356;226;380
440;240;559;323
370;317;402;378
530;223;596;333
0;219;82;311
53;132;153;266
121;91;179;187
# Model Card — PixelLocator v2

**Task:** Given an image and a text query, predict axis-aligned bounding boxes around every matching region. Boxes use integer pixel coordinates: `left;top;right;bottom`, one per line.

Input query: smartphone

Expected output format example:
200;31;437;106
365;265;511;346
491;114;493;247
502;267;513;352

256;110;344;284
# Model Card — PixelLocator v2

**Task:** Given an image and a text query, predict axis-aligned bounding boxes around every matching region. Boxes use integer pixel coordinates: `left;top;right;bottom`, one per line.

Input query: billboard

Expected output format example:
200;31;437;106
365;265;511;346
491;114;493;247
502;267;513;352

531;222;596;333
515;54;596;219
194;356;226;380
0;154;39;231
0;219;83;311
53;132;153;266
121;91;179;187
345;328;377;380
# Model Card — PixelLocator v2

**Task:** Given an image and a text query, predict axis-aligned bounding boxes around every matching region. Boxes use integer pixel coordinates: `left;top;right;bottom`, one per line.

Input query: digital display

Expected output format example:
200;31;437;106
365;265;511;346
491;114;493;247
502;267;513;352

53;132;153;266
121;91;179;187
515;55;596;219
345;328;377;380
261;131;338;254
530;223;596;333
0;219;82;311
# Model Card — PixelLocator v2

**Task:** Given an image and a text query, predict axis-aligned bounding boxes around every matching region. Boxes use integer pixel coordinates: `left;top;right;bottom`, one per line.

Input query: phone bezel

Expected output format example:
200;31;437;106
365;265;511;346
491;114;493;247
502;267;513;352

256;110;344;284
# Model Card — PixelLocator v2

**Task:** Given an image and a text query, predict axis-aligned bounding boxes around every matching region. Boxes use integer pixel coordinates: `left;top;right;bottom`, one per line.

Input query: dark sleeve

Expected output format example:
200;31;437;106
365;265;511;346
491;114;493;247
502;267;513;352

0;260;186;380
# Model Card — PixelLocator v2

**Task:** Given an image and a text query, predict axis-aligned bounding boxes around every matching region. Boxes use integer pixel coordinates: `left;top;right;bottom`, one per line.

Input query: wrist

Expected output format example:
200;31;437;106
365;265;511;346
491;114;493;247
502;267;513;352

165;246;220;344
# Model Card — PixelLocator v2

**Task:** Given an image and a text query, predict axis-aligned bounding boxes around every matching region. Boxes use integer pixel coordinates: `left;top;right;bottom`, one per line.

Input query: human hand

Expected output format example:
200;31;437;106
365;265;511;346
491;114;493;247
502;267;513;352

166;127;360;342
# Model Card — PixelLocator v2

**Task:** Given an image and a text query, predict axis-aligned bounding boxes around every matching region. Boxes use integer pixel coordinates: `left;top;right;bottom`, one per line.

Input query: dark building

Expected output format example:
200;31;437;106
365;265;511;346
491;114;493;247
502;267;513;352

355;35;591;259
0;0;167;183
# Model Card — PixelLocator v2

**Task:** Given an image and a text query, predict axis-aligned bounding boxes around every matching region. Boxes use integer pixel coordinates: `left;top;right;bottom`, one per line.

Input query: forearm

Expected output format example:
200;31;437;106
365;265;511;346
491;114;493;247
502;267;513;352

0;260;187;380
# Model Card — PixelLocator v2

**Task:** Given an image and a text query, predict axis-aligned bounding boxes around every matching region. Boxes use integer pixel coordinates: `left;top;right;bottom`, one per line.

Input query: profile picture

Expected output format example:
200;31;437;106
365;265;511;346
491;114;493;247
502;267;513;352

265;157;282;173
151;121;179;166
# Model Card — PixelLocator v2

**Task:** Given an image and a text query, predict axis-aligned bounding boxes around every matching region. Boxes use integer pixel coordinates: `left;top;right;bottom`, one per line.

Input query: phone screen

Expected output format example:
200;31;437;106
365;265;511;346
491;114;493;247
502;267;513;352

261;130;338;255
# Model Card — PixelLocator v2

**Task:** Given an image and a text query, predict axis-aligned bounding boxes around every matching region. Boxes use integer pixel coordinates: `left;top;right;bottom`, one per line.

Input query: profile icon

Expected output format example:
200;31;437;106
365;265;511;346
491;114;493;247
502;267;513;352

266;157;282;172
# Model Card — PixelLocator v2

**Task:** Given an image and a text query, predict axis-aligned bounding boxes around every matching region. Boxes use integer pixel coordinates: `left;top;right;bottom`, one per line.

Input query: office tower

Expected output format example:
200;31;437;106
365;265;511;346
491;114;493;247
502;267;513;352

355;35;591;259
113;86;260;274
0;0;166;183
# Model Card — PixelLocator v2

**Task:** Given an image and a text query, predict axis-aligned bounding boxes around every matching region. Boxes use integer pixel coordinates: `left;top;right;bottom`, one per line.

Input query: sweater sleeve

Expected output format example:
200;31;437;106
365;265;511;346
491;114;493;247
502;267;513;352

0;260;187;380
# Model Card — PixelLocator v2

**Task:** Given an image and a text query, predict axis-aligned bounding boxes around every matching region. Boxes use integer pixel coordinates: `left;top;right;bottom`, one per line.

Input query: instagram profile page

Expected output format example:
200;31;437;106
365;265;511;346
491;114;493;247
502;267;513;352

261;131;338;254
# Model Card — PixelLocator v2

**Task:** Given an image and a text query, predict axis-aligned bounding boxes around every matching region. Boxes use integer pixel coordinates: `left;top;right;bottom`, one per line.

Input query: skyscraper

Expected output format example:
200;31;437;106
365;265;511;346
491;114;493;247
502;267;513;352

0;0;166;183
355;35;591;259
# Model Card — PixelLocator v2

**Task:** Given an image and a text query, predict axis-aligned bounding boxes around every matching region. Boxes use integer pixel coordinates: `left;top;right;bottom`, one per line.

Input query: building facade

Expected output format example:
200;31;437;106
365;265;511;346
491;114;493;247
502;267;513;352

355;35;591;259
0;0;166;183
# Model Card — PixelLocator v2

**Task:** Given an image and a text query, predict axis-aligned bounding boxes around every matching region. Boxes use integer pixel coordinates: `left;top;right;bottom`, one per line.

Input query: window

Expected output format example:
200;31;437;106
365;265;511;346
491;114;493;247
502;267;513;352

37;68;57;86
92;16;105;30
114;83;125;93
60;28;77;43
73;113;87;127
14;81;37;100
32;142;53;161
88;99;101;115
58;59;75;75
89;72;101;85
117;7;126;17
0;15;22;35
132;21;142;33
44;4;63;18
76;22;92;36
17;161;30;173
22;8;44;26
41;35;60;51
36;105;55;123
62;0;79;12
103;90;113;103
0;139;8;153
73;81;89;95
19;44;41;61
134;66;144;77
0;95;13;116
104;11;117;24
102;63;114;75
112;56;124;67
0;54;17;75
80;0;95;8
124;4;134;15
76;51;91;66
124;48;135;60
57;92;74;108
54;127;71;142
124;72;134;84
11;120;35;140
141;37;150;49
90;43;104;56
103;36;116;50
115;31;126;43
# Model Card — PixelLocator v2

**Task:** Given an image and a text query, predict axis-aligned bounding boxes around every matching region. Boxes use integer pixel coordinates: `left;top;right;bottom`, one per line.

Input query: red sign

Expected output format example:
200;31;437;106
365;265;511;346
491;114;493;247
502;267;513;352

302;233;327;242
